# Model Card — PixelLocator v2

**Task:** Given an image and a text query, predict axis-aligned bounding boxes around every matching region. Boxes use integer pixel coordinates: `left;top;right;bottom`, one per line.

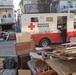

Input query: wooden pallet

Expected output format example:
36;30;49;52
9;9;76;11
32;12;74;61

45;58;76;75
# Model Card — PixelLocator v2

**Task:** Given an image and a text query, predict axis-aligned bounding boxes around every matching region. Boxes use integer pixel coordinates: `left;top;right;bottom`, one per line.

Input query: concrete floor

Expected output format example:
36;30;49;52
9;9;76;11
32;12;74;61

0;40;16;57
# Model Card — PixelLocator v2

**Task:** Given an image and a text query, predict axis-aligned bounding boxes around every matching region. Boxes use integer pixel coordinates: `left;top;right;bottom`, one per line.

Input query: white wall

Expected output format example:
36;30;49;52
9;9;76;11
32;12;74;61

0;0;15;23
0;9;13;18
0;0;13;5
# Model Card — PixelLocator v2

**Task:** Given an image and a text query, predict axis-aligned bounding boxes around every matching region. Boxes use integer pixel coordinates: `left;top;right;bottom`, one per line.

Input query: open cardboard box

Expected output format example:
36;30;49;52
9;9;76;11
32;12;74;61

15;32;36;56
16;32;32;43
15;40;36;56
15;41;36;69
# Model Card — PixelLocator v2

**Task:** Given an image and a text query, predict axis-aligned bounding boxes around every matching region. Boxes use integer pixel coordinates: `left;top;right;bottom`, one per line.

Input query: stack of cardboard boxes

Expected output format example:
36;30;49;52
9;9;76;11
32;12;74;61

15;32;36;75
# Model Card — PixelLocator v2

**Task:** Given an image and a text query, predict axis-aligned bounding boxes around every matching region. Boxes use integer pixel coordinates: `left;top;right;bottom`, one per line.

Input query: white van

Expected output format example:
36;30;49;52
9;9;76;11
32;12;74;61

21;13;76;47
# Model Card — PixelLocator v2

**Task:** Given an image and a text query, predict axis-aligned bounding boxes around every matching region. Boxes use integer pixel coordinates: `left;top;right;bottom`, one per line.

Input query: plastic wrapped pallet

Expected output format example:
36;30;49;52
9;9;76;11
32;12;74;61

0;69;17;75
27;60;42;75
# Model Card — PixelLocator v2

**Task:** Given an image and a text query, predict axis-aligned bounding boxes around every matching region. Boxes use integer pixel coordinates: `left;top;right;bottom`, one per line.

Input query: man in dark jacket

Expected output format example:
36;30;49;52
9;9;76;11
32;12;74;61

60;24;67;43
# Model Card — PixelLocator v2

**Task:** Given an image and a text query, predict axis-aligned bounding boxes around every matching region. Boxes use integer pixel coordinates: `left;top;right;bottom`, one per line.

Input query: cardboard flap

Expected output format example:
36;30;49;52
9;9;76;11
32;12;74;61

15;41;36;56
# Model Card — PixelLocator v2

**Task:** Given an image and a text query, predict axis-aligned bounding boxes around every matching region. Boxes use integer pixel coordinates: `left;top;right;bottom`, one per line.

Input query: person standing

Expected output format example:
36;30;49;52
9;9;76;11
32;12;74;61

60;24;67;43
12;21;19;33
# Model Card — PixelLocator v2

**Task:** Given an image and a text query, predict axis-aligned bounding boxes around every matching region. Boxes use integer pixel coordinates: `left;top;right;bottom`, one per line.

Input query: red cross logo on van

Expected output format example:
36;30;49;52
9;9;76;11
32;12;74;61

28;23;35;30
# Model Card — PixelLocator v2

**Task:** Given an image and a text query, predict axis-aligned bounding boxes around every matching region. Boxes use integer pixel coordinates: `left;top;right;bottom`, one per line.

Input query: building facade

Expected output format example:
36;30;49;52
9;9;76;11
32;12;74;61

19;0;52;14
50;0;59;13
0;0;15;31
19;0;38;14
57;0;76;15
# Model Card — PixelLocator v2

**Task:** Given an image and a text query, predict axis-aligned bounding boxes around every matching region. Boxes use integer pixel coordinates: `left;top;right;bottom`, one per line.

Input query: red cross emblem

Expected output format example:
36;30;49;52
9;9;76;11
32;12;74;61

28;23;35;30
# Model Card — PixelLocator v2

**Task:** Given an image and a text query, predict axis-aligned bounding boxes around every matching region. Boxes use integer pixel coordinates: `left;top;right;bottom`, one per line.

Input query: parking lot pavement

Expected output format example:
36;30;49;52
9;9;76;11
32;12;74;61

0;40;16;57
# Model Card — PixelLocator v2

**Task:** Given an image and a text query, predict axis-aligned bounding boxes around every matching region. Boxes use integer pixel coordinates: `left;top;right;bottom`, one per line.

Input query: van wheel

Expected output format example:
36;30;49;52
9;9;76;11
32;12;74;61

39;39;50;47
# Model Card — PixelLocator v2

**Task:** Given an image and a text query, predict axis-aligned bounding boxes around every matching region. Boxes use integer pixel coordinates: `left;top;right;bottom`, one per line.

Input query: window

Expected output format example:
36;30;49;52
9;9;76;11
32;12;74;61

68;1;73;8
74;22;76;29
3;15;6;18
8;13;11;18
57;16;67;29
31;17;38;22
57;16;62;25
46;17;53;22
75;2;76;7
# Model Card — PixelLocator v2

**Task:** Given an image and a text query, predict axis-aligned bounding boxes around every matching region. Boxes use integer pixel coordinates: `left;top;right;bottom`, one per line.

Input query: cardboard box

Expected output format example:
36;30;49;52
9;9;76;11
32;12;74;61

9;33;16;40
18;70;31;75
17;54;30;69
16;32;32;43
15;41;36;56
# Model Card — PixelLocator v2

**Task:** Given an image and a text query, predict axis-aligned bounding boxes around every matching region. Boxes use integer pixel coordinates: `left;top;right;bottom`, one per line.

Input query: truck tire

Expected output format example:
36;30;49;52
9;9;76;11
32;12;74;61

39;39;50;47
